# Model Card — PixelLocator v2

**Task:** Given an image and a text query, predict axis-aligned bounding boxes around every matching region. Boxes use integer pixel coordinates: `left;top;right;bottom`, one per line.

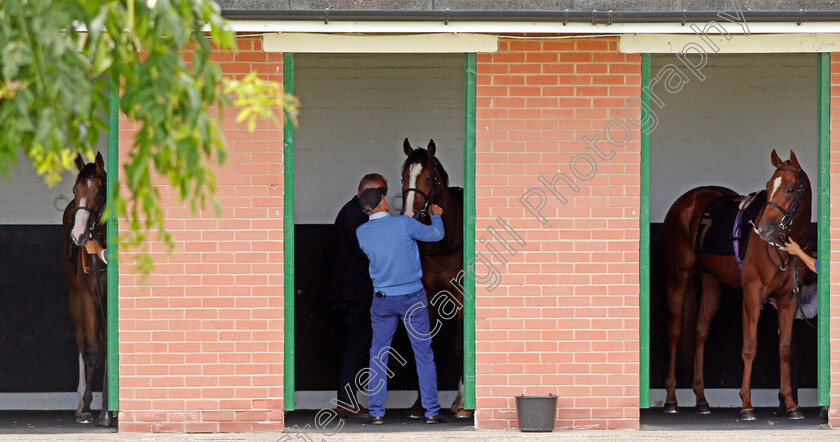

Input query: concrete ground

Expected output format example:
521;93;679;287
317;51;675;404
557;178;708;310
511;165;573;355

0;408;835;441
0;429;837;442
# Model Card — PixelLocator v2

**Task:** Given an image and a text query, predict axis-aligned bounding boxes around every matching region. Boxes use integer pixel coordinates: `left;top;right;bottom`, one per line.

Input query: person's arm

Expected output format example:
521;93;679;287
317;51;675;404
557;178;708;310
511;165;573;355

337;208;368;260
407;214;445;242
785;239;816;273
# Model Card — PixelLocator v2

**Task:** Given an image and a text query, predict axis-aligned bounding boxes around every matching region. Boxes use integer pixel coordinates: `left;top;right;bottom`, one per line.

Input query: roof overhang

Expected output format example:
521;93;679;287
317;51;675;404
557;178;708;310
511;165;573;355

232;20;840;34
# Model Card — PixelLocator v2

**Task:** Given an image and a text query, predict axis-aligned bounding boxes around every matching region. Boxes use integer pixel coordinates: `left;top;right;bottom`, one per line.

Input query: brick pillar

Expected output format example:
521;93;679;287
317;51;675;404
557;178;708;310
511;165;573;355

473;37;641;430
117;36;286;432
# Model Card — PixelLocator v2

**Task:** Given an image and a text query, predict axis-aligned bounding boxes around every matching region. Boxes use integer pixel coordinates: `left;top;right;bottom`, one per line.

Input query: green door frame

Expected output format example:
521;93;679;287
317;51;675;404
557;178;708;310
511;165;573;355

463;53;477;410
817;52;830;407
639;52;831;409
284;52;296;411
107;80;120;411
639;53;652;409
282;52;478;412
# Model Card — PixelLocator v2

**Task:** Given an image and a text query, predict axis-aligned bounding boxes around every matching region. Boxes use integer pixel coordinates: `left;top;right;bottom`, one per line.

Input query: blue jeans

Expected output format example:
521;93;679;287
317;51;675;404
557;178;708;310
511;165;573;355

368;288;440;418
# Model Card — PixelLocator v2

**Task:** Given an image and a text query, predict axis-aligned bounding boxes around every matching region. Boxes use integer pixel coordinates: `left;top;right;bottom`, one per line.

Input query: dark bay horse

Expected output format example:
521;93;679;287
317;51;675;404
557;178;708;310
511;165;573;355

400;138;471;419
61;152;113;426
662;150;811;420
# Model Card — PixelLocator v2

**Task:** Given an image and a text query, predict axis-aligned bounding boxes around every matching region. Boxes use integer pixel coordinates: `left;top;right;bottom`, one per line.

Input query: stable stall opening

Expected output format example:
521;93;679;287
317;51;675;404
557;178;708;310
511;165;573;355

286;53;471;429
0;145;111;433
642;53;825;429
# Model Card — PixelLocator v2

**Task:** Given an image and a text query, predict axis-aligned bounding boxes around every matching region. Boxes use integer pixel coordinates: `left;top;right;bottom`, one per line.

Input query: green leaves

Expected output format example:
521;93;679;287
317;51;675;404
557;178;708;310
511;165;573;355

0;0;298;272
224;72;299;133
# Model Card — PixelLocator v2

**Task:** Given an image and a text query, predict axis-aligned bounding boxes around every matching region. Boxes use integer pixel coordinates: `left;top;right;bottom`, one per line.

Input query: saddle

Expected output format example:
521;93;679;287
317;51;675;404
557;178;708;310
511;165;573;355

694;190;767;265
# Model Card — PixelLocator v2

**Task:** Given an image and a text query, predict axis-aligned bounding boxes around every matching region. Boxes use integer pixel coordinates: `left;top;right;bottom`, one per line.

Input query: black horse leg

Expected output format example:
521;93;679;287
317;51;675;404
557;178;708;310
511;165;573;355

96;357;114;427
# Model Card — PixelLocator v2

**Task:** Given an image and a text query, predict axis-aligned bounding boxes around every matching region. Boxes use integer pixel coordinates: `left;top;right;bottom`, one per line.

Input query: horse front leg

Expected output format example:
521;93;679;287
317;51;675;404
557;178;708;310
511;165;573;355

738;285;761;421
777;296;803;419
96;350;114;427
692;273;720;414
76;351;86;417
452;311;472;419
78;295;99;424
77;345;97;424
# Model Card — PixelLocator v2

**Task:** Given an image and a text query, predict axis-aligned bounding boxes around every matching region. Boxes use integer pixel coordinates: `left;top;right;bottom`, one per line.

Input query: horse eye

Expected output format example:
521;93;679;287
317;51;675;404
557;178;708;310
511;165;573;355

401;177;404;183
426;176;432;181
787;187;795;193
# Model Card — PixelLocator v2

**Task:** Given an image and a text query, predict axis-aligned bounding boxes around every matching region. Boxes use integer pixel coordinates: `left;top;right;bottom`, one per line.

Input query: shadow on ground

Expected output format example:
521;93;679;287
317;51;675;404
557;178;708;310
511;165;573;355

0;410;115;434
642;407;827;430
285;409;475;434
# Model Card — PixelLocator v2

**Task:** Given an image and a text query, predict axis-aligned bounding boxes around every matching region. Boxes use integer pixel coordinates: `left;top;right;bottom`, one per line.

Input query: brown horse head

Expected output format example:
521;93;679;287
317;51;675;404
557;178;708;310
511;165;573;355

755;149;811;243
70;152;107;246
401;138;448;220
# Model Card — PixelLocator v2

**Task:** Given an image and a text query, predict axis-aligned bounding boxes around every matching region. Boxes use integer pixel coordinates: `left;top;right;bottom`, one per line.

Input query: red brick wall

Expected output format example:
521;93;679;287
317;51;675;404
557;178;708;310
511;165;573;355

829;53;840;428
117;37;286;432
473;37;641;430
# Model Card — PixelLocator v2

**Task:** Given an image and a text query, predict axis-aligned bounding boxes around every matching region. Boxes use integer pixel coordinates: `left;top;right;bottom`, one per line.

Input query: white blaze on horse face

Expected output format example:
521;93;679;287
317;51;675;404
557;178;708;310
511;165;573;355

770;176;782;200
404;163;423;218
72;197;90;244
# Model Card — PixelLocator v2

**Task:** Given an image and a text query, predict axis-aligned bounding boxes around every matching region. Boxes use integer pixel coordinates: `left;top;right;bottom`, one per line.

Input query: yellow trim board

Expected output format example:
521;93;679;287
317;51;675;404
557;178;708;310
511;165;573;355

620;33;840;53
262;32;498;53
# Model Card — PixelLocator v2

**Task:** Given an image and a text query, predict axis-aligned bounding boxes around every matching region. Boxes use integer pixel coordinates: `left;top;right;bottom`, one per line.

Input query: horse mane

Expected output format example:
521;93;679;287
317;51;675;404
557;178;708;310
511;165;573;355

402;148;449;187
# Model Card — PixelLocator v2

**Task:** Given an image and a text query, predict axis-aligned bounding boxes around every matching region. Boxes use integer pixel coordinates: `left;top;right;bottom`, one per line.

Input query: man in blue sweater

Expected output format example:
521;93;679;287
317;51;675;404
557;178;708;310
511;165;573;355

355;185;446;425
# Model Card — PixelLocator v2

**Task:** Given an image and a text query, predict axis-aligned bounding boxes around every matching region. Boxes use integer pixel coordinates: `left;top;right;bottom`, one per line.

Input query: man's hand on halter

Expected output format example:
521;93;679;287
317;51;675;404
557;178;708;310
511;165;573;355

785;238;804;257
430;204;443;216
85;239;107;264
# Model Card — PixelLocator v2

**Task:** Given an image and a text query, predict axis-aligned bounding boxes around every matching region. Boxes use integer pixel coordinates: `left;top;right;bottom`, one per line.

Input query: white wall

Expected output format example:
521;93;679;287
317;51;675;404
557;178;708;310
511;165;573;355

0;146;108;225
294;54;465;224
651;54;818;222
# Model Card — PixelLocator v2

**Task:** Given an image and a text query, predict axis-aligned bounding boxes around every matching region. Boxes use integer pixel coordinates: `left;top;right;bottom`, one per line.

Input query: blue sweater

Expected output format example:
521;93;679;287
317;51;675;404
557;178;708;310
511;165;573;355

356;212;445;296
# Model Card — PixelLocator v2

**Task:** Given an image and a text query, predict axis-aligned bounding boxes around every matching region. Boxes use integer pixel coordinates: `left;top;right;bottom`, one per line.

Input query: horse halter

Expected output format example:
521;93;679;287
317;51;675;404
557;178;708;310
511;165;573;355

763;167;807;237
402;161;439;221
750;167;808;272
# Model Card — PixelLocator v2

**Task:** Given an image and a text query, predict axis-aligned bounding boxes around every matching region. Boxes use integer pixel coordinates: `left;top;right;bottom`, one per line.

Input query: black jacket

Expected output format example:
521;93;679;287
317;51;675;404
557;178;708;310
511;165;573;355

329;196;373;302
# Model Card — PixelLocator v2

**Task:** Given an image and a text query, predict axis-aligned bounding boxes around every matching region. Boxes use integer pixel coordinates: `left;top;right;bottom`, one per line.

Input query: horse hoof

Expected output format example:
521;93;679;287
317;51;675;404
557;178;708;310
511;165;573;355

406;406;425;419
786;407;804;420
454;409;473;419
695;402;711;414
76;412;94;424
96;411;114;427
663;402;679;414
739;409;757;421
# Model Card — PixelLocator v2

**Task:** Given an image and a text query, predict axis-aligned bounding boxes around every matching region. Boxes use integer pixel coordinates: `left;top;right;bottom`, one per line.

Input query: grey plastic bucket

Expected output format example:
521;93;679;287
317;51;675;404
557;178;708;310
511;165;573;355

515;394;557;432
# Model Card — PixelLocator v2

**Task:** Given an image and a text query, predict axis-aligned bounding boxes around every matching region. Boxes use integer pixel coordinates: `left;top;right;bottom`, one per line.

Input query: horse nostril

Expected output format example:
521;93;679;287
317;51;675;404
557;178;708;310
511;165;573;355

759;225;777;241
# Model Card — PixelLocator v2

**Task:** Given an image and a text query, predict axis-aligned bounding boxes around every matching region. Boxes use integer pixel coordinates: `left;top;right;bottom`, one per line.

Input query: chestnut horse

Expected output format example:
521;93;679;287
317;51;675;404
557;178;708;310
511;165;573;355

61;152;113;426
400;138;471;419
662;150;811;420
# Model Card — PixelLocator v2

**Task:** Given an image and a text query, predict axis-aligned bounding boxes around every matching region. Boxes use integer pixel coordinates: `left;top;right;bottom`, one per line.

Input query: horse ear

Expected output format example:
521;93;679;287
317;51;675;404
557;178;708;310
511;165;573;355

427;139;436;157
74;153;85;171
95;152;105;173
789;150;801;169
403;138;413;156
770;149;782;168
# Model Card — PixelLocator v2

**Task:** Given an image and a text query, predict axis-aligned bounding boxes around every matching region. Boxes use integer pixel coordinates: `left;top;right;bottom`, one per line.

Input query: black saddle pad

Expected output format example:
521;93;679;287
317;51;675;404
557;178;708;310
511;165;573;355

695;190;766;260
